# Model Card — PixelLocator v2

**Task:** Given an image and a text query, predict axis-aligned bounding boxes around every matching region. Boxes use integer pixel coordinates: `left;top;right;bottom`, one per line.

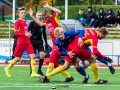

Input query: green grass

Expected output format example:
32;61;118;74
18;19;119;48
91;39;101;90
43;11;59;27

0;66;120;90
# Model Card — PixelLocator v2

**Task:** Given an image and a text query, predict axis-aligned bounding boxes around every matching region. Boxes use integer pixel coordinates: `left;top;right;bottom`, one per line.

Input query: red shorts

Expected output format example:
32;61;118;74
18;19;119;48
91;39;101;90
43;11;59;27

65;37;91;62
14;41;34;57
49;45;61;68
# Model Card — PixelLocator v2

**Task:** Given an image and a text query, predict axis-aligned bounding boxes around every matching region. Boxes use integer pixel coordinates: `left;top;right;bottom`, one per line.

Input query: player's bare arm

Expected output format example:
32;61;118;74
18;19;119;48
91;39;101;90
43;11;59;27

29;8;43;26
67;50;75;58
78;38;84;47
25;32;32;38
42;1;61;15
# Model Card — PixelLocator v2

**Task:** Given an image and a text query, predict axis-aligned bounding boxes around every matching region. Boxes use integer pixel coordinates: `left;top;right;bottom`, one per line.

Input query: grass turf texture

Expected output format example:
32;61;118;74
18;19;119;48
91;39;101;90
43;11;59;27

0;66;120;90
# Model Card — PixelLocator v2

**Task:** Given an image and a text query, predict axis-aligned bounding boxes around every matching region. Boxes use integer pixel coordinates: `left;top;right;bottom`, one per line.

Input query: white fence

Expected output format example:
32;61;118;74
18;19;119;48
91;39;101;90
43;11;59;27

0;39;120;65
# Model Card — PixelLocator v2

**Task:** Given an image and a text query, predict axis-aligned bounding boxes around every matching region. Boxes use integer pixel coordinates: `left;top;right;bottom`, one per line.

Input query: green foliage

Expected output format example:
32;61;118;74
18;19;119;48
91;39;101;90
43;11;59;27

8;0;116;7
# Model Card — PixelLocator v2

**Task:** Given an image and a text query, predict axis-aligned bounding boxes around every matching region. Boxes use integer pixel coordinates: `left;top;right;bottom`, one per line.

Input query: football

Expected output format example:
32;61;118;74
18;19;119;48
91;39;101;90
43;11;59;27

79;60;90;69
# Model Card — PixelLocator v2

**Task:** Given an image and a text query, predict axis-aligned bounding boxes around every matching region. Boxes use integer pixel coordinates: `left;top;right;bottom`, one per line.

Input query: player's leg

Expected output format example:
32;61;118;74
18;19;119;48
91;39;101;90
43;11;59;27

88;55;108;84
97;57;115;74
5;57;20;77
46;49;60;75
38;51;45;76
46;49;72;81
39;60;71;83
4;44;24;77
26;42;40;78
53;52;73;82
29;54;40;78
29;43;36;75
61;70;74;82
77;47;108;84
74;59;89;83
48;60;71;78
37;44;45;76
46;63;54;75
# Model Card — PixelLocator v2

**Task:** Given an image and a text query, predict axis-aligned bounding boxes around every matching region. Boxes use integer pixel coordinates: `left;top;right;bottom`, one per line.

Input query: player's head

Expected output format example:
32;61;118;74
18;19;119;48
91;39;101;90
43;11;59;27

88;6;92;12
17;6;26;19
79;8;84;14
36;11;43;20
42;10;51;21
54;27;65;40
97;27;108;40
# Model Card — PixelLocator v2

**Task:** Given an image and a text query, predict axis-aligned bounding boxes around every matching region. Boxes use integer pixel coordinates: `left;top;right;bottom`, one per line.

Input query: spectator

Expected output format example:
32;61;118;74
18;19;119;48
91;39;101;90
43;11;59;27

116;8;120;28
93;8;106;29
76;8;85;25
81;6;97;27
104;8;116;27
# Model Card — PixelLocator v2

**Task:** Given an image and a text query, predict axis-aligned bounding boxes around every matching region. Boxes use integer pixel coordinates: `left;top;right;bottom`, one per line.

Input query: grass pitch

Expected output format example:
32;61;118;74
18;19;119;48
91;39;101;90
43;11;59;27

0;65;120;90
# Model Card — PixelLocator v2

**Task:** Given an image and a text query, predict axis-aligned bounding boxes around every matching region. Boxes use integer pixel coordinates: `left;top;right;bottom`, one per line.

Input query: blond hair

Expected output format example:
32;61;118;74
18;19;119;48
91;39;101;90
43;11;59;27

54;27;64;35
36;11;42;14
17;6;26;13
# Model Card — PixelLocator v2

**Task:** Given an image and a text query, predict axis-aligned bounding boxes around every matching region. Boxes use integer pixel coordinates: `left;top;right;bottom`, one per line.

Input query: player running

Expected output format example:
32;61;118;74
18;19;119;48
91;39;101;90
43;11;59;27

4;6;40;78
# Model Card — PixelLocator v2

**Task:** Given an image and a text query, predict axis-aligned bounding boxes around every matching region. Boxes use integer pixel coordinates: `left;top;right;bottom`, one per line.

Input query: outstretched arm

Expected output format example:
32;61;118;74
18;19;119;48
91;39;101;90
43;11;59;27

43;1;61;15
29;8;44;26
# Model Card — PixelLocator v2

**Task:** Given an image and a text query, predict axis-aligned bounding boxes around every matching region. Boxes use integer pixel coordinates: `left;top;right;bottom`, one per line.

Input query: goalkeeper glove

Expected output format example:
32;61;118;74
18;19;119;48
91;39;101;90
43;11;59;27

104;57;113;63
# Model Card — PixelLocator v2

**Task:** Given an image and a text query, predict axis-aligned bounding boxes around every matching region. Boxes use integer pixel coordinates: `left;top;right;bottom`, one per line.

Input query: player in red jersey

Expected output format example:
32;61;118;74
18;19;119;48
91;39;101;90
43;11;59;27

29;1;73;82
78;28;115;74
40;27;108;84
4;6;40;78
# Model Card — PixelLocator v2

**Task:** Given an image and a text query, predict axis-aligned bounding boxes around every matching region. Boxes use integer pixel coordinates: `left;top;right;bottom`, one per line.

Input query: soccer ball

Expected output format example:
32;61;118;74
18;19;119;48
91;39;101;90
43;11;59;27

79;60;90;69
51;84;56;89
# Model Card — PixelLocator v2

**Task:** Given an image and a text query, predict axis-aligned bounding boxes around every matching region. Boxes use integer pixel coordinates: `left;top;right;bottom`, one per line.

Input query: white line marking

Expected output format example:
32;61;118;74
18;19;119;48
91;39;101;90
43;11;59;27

0;84;120;88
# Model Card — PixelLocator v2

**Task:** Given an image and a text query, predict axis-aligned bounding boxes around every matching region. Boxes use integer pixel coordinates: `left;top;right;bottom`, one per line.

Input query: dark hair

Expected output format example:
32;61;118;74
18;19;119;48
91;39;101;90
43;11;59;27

99;7;104;12
42;10;50;16
99;27;108;35
88;6;92;9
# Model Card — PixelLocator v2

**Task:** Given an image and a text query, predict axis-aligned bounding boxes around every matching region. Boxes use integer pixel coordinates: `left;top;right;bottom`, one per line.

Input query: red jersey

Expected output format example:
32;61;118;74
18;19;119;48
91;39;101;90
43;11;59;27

14;19;29;44
82;29;105;58
43;13;60;44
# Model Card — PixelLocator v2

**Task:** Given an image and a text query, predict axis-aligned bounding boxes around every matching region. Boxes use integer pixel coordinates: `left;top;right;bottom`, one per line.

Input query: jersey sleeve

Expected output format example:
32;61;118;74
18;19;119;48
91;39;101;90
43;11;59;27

92;38;105;58
75;30;85;38
67;30;85;38
14;21;25;37
55;39;67;56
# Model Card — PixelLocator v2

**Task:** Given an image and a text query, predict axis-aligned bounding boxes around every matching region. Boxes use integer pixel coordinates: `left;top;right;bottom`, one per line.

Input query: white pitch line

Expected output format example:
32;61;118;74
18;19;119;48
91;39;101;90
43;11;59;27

0;84;120;88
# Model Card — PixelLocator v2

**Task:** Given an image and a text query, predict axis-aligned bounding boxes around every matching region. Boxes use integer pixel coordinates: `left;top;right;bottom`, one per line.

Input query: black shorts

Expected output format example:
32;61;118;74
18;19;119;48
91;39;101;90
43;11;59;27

31;43;45;53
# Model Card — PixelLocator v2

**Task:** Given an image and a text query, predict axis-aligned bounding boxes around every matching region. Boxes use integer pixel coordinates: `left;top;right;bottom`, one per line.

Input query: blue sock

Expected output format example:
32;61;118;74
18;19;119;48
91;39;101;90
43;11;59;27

76;66;86;76
97;57;108;65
